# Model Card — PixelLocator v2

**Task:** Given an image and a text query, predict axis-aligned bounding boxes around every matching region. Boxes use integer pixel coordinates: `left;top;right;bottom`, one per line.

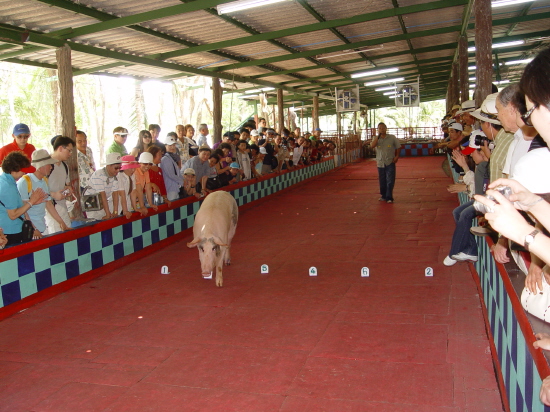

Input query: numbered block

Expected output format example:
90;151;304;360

425;267;434;277
361;267;369;277
309;267;318;277
161;265;170;275
261;264;269;274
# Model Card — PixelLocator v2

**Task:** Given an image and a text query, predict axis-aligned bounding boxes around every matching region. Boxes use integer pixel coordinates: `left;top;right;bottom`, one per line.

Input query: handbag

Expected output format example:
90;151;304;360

81;187;103;212
521;271;550;322
0;199;34;242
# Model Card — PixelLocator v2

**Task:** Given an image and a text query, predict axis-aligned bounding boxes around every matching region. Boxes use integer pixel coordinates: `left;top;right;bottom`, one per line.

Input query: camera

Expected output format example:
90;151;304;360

473;131;495;151
473;186;512;214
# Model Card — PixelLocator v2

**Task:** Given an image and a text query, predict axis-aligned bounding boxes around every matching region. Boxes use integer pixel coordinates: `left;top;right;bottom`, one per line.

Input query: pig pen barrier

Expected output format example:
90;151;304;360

448;156;550;412
0;157;338;320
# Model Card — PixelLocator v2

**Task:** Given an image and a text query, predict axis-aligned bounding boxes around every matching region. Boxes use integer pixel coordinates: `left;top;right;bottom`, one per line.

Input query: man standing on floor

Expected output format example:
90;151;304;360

370;122;401;203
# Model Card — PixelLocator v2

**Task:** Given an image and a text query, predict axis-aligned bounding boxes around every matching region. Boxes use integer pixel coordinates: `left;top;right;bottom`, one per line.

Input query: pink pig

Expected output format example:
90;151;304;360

187;191;238;287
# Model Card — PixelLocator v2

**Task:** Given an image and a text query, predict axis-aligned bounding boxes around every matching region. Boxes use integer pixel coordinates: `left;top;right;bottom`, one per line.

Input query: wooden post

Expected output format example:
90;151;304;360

458;35;469;103
277;89;284;134
56;44;83;220
312;96;319;131
212;77;222;144
353;111;357;134
449;61;460;111
474;0;493;106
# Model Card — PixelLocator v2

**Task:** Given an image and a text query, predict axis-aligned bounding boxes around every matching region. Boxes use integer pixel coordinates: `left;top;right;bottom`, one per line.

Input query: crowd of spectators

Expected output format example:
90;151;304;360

0;118;337;248
437;46;550;406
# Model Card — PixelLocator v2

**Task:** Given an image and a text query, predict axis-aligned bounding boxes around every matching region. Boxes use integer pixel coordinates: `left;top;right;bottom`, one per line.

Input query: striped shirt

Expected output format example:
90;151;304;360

489;128;514;182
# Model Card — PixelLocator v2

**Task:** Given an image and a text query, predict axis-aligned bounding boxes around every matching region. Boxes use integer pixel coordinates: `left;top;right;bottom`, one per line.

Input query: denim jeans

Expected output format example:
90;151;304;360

378;162;396;201
449;200;478;257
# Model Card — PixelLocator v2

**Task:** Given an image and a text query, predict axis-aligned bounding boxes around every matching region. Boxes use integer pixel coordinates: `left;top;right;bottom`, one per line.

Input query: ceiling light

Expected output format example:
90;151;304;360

243;87;275;94
383;91;397;95
388;95;397;99
469;77;476;81
375;86;396;92
492;0;535;8
469;84;475;88
468;66;476;71
495;80;511;85
217;0;288;14
468;40;524;52
505;58;533;65
351;67;398;79
364;77;404;87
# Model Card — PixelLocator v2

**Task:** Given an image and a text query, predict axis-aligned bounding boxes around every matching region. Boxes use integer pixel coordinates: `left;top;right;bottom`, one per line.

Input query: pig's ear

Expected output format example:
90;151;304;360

187;238;200;248
212;236;228;247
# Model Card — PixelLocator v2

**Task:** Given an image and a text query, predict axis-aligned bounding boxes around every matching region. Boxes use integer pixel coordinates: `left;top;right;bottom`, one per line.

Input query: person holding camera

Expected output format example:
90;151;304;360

443;132;490;266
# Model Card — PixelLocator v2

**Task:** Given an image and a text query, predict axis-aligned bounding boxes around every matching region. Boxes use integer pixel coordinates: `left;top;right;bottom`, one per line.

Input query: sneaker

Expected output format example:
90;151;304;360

378;197;386;201
443;256;457;266
470;226;494;237
387;200;393;203
451;252;478;262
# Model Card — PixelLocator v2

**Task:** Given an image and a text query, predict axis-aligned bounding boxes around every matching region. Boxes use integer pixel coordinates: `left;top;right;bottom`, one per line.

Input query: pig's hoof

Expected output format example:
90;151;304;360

224;260;231;266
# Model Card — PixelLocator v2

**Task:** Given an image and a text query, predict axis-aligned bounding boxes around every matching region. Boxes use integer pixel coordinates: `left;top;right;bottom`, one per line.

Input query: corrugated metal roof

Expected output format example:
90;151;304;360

0;0;549;109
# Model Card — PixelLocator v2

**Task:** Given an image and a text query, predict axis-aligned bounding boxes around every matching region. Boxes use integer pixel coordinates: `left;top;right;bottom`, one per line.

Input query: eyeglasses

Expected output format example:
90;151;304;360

62;146;73;154
140;163;153;166
143;136;152;139
113;166;121;170
521;104;538;127
16;134;30;139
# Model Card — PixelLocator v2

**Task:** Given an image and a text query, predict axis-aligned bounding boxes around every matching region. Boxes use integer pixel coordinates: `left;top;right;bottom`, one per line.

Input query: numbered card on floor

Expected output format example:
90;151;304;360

309;267;318;277
425;267;433;277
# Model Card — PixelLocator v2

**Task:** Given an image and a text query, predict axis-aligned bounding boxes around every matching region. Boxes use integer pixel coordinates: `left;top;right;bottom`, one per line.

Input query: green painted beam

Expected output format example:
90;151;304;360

158;0;467;60
72;63;129;76
48;0;237;39
4;58;57;69
210;13;550;73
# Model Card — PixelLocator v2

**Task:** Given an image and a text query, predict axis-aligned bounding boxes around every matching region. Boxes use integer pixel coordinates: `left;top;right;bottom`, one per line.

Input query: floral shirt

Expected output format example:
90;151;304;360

78;147;96;188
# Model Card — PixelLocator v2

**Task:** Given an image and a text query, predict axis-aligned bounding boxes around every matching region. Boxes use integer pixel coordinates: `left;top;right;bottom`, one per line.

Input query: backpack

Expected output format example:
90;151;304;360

22;174;49;195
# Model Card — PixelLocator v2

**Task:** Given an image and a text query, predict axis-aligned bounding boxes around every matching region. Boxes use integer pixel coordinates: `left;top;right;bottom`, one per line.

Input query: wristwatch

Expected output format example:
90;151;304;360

524;229;540;251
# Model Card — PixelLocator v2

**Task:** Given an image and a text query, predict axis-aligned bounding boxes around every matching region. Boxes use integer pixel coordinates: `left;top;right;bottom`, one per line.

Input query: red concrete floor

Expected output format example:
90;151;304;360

0;156;504;411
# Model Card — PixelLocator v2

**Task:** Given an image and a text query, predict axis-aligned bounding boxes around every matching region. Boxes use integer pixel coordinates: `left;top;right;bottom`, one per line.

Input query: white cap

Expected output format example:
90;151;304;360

162;135;178;145
106;153;122;165
251;129;260;136
448;122;463;132
138;152;154;164
259;147;267;154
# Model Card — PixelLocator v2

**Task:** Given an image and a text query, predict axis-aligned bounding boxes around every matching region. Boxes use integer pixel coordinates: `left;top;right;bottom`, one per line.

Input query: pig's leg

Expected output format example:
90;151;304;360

215;264;223;287
224;245;231;266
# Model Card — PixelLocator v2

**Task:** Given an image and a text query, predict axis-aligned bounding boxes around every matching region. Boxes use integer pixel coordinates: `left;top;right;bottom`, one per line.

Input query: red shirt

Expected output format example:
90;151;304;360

149;166;167;196
0;141;36;173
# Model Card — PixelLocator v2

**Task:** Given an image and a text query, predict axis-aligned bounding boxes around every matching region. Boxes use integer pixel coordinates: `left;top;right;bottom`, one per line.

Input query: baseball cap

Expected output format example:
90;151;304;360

13;123;30;136
314;127;322;132
461;130;484;155
449;122;463;132
183;168;195;175
162;134;178;145
113;126;128;136
230;162;240;169
250;129;259;136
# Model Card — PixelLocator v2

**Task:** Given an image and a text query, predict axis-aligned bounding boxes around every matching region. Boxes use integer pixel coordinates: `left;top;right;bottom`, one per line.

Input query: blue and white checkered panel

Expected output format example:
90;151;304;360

0;160;336;311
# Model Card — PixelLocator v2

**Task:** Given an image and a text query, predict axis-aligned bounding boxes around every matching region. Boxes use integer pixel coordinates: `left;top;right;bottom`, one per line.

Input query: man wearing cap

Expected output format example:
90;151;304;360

0;123;36;173
160;134;183;201
212;132;235;151
370;122;401;203
312;127;322;140
116;155;146;218
181;147;211;196
17;150;71;237
455;100;477;137
86;153;123;221
106;126;129;156
46;136;76;233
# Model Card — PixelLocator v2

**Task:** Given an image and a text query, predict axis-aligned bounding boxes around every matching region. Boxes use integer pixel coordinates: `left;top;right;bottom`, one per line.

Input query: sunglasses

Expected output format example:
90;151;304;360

140;163;153;166
521;104;538;127
113;166;121;170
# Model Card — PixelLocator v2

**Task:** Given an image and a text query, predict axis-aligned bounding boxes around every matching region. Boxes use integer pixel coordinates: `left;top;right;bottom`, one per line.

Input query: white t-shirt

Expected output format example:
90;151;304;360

502;129;531;176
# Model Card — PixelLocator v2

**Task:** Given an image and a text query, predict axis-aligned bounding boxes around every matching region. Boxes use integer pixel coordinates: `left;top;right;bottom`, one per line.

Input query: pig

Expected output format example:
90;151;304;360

187;191;238;287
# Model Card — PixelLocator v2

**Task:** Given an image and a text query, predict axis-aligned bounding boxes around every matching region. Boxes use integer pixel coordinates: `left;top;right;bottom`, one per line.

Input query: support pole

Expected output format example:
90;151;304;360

277;88;284;134
458;35;470;103
312;96;319;131
56;44;83;220
449;61;460;112
212;77;222;144
474;0;493;105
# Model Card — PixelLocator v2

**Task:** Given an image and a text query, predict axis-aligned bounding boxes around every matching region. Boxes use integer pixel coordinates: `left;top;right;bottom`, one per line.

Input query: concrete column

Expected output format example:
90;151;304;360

458;35;470;103
56;44;83;220
212;77;222;144
312;96;319;131
474;0;493;105
277;89;284;134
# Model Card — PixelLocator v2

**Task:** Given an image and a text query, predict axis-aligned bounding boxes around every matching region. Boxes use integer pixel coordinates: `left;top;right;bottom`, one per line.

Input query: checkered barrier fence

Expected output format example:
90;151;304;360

0;159;335;311
448;154;550;412
399;143;435;157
